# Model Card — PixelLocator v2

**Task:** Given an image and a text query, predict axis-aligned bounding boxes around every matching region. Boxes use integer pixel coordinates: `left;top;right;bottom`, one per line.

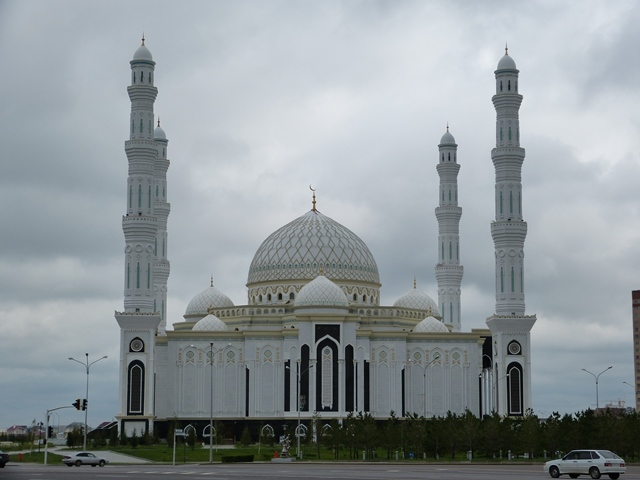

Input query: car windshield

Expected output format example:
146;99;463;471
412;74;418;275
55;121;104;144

597;450;621;459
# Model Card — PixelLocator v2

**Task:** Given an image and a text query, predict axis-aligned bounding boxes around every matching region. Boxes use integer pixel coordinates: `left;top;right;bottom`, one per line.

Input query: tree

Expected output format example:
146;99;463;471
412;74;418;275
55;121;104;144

130;428;139;448
383;411;402;459
239;426;252;446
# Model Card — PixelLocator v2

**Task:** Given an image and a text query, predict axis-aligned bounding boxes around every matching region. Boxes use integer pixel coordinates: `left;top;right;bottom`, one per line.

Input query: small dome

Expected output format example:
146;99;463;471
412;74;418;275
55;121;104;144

154;125;166;140
393;286;440;318
413;316;449;333
185;283;234;316
497;52;516;71
294;275;349;308
440;128;456;145
192;313;228;332
133;44;153;62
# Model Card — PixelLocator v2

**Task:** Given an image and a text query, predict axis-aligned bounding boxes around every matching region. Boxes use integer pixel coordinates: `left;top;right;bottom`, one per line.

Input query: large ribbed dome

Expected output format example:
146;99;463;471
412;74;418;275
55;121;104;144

247;209;380;287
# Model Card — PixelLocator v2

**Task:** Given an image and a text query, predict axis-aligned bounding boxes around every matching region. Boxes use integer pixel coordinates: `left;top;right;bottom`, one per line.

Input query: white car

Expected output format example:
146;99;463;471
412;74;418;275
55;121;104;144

544;449;625;479
61;451;108;467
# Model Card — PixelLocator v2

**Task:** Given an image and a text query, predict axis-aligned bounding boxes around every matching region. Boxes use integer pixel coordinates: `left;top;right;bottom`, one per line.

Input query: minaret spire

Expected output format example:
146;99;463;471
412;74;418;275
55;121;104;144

435;125;463;331
310;185;317;212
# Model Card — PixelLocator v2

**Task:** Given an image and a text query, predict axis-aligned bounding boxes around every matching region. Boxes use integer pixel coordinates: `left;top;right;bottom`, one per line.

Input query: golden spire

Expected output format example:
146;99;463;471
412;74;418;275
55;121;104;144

309;185;317;212
141;33;146;46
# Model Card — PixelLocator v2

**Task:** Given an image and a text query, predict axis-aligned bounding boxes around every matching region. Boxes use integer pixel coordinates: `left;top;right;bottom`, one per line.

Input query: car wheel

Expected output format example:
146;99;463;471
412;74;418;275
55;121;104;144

608;474;620;480
569;475;579;479
75;460;82;467
589;467;601;479
549;466;561;478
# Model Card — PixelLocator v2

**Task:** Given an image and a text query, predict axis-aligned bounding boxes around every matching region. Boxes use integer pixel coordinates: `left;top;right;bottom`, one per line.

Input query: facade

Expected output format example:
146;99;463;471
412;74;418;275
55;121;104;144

632;291;640;411
115;41;535;436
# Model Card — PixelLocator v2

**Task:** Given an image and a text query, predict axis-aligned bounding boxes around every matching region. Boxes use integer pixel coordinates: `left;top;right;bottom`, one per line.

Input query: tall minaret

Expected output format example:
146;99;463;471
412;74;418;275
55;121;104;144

486;47;536;416
153;119;170;335
435;127;463;332
115;37;163;434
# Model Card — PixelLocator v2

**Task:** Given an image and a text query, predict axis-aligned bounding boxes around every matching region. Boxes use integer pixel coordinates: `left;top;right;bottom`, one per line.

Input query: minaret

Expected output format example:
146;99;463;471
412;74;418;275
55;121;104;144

153;119;171;334
486;47;536;416
122;35;159;314
435;126;463;332
115;37;162;434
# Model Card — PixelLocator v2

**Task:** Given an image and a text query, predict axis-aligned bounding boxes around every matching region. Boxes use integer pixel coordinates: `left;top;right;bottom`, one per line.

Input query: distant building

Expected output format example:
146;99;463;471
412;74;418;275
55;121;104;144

114;40;536;436
631;291;640;410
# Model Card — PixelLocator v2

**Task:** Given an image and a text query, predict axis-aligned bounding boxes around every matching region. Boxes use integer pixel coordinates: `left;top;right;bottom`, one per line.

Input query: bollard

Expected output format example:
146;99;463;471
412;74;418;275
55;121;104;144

508;450;512;461
395;450;398;461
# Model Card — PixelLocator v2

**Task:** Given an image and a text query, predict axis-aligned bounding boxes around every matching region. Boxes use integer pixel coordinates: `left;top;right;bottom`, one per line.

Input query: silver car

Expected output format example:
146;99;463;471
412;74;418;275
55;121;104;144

61;451;108;467
544;449;625;479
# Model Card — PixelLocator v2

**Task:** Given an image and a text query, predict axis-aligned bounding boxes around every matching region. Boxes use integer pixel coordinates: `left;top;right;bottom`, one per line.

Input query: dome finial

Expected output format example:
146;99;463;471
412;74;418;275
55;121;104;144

446;122;449;132
309;185;317;212
157;117;161;128
210;274;214;287
141;33;146;46
505;41;508;56
413;277;417;289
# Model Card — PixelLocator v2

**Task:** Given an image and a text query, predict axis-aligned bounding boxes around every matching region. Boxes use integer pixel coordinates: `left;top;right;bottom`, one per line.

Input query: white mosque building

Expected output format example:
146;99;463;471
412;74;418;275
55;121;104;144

115;40;536;437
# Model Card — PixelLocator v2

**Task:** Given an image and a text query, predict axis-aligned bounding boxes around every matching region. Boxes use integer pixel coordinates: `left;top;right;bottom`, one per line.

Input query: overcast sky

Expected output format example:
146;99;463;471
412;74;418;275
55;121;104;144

1;0;639;430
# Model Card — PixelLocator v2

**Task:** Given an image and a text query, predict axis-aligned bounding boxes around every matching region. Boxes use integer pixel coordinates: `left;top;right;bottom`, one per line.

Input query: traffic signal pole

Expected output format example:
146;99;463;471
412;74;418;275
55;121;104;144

44;405;75;465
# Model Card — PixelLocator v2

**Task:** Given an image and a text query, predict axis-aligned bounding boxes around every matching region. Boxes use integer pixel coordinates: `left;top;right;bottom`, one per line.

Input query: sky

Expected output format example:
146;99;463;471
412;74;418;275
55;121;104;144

1;0;639;430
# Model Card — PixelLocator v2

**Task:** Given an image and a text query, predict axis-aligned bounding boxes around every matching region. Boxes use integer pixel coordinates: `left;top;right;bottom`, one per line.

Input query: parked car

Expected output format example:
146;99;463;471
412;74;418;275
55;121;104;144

544;449;625;479
0;450;9;468
61;452;108;467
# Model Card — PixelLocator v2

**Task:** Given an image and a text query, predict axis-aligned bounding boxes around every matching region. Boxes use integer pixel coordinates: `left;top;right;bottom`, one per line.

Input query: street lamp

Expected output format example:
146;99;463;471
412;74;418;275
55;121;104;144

68;353;108;450
411;353;441;417
287;359;314;459
208;342;216;464
581;366;612;409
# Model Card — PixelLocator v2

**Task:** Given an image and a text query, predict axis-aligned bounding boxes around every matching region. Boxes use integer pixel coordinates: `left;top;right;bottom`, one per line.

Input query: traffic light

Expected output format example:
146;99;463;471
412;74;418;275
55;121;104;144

73;398;81;410
48;426;53;438
82;399;87;411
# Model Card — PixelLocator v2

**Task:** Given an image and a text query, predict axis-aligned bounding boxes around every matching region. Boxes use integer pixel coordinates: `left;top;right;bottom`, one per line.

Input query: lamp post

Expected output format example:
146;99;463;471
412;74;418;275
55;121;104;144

581;366;612;409
208;342;216;464
287;359;314;459
412;354;441;417
68;353;108;450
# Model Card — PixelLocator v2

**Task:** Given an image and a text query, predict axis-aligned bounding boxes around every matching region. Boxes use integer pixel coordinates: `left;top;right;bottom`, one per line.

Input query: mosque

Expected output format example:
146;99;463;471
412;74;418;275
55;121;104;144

114;40;536;437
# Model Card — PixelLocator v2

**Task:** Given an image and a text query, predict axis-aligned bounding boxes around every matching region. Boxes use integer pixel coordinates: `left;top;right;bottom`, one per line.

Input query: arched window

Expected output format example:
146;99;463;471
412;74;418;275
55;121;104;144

147;263;151;289
509;190;513;214
138;184;142;208
154;238;157;256
148;185;151;208
127;262;130;289
441;242;445;260
140;71;144;82
129;185;132;208
448;152;451;161
508;80;511;91
499;191;503;214
508;126;512;141
500;267;504;293
277;293;283;301
289;292;295;300
449;241;452;260
448;189;451;201
507;363;523;415
511;266;515;292
500;127;503;141
133;72;136;83
127;360;145;415
500;81;503;92
136;262;140;289
139;118;143;134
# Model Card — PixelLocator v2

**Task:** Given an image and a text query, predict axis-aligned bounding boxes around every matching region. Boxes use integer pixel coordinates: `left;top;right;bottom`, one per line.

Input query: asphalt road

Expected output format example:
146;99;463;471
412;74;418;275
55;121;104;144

2;463;640;480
